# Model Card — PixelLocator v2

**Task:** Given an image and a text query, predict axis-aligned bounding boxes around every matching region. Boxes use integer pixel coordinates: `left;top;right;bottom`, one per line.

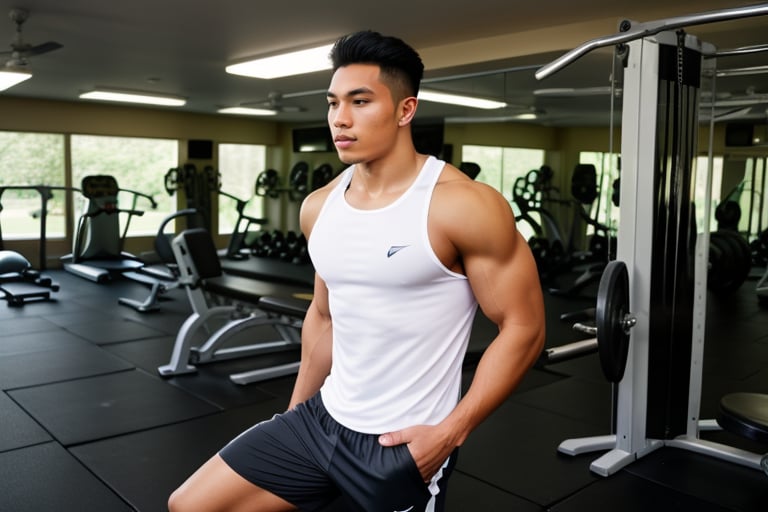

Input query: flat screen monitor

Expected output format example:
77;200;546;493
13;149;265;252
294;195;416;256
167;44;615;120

293;126;334;153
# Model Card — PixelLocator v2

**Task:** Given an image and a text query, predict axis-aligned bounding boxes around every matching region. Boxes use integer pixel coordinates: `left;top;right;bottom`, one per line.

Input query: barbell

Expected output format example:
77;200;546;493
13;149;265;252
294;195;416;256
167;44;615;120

540;260;636;382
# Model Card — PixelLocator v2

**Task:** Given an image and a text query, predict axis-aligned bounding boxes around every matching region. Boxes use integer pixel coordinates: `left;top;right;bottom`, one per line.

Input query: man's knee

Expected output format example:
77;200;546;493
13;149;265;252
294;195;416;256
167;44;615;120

167;486;191;512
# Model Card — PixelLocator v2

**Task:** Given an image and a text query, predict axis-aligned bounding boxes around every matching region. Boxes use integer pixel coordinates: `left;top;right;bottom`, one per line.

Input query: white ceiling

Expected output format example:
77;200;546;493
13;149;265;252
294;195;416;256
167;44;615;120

1;0;767;126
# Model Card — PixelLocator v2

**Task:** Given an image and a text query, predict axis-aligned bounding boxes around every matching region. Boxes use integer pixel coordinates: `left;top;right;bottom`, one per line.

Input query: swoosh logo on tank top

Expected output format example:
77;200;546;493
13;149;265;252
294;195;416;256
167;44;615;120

387;245;410;258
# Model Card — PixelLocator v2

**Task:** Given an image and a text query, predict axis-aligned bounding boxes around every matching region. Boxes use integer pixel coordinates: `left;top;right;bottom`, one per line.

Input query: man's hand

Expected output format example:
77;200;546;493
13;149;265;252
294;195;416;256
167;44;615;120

378;425;458;482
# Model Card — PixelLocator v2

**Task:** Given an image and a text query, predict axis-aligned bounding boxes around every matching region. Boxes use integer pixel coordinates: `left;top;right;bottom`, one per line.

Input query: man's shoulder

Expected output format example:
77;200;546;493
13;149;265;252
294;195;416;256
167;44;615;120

435;166;502;205
300;173;345;233
432;167;515;238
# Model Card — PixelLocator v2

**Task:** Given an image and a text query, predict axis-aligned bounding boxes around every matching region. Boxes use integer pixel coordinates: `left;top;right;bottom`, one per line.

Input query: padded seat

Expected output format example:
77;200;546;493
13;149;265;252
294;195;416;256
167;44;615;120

204;275;300;306
157;227;311;383
258;296;312;317
718;392;768;443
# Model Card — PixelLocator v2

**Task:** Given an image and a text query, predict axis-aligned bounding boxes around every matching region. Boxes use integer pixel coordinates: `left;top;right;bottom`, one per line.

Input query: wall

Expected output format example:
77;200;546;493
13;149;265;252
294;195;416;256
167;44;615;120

0;96;281;267
0;97;279;142
2;95;764;269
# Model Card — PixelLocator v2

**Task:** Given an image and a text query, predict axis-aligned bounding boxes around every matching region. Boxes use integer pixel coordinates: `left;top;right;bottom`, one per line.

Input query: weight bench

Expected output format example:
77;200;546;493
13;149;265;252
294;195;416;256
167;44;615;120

717;392;768;475
157;227;311;384
0;250;60;306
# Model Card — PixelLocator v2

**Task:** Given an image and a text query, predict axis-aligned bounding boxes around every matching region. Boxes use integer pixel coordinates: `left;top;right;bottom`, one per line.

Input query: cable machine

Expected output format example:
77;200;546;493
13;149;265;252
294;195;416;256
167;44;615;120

536;3;768;477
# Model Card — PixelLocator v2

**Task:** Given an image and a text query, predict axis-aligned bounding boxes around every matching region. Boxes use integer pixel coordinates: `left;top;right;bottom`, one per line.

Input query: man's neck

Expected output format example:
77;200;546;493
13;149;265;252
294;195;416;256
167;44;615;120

346;150;427;208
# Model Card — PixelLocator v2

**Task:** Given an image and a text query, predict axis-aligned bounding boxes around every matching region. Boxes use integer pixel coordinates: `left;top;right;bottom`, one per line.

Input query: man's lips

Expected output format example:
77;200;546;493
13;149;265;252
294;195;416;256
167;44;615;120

334;135;355;149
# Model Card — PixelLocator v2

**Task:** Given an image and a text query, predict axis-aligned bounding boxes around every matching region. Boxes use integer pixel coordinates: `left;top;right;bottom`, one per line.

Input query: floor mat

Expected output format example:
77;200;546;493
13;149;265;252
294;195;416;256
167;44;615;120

9;369;219;445
0;391;51;452
456;398;603;507
63;317;166;345
0;342;133;390
549;470;732;511
0;442;133;512
70;399;286;511
625;447;768;512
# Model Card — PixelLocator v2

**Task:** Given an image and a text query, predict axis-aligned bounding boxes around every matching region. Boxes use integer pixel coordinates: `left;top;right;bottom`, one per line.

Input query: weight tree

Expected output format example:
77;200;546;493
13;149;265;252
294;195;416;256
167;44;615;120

536;3;768;477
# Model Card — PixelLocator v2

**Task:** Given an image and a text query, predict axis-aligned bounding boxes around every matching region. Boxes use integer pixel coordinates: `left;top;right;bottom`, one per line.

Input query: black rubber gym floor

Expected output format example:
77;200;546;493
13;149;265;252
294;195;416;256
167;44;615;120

0;265;766;511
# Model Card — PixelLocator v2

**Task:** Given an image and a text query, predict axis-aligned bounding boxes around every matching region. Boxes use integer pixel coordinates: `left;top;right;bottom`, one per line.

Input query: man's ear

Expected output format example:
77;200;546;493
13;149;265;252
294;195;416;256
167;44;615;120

398;96;418;126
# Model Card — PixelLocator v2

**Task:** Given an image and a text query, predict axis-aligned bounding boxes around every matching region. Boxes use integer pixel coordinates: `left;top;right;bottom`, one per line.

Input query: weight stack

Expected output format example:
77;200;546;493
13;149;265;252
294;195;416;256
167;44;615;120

644;40;701;440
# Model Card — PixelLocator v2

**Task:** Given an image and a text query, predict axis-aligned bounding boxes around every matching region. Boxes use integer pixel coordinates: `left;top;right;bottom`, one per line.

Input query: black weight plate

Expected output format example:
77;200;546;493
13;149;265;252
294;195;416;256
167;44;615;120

721;230;751;280
163;167;179;195
707;232;727;292
255;169;280;198
311;163;334;191
512;177;528;202
289;161;310;199
596;260;631;383
715;231;750;293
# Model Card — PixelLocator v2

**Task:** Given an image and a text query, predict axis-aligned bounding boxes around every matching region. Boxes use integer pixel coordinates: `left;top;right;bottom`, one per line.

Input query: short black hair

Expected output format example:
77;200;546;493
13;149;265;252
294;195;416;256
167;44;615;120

329;30;424;98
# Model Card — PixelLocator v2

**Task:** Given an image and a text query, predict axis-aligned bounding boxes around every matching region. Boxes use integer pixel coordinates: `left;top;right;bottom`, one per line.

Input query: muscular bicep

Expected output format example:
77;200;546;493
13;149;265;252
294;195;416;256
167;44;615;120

456;188;544;330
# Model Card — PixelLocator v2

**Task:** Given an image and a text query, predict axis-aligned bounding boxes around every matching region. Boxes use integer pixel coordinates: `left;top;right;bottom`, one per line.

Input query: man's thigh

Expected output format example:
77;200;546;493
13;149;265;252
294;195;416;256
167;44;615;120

219;399;340;510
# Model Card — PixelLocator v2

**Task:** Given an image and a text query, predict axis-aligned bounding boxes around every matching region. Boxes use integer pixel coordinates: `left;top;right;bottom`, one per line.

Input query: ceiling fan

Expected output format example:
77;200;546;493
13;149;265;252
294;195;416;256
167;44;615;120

1;8;62;68
242;91;312;113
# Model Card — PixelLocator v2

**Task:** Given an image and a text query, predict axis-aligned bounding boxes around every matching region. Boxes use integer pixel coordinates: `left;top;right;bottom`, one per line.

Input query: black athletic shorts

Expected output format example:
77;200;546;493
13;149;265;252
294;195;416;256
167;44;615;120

219;393;457;511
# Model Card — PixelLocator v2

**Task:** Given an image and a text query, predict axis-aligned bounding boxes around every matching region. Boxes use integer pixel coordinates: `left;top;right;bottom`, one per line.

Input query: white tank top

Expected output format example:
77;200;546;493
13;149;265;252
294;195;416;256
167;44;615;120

309;156;478;433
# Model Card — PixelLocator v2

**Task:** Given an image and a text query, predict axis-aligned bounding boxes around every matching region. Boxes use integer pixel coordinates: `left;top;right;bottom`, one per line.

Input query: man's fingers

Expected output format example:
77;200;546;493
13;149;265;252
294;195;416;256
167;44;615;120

378;430;406;446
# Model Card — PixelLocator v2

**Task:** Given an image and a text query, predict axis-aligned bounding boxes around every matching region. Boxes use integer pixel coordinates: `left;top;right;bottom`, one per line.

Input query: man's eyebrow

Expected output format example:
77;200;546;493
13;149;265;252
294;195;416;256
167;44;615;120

326;87;375;98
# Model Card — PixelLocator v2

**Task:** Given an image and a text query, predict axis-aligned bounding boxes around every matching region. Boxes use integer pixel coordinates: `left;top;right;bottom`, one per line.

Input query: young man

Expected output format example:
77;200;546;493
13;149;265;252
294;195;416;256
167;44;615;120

168;30;545;512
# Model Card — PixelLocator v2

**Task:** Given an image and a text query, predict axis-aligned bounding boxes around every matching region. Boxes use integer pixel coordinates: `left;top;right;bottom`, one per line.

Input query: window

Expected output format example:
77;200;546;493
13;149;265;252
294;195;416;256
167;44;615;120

578;152;620;234
740;156;766;238
580;152;725;236
218;143;267;236
462;145;545;202
0;131;67;239
694;154;723;233
70;135;178;236
462;145;545;241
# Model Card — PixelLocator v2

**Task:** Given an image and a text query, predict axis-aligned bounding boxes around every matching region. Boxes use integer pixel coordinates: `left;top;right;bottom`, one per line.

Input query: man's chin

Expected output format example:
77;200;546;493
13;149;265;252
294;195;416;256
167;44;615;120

337;152;362;166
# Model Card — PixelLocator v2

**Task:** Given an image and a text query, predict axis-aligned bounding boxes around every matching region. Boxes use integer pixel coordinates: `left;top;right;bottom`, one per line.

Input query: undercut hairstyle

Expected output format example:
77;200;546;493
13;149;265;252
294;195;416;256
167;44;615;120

329;30;424;99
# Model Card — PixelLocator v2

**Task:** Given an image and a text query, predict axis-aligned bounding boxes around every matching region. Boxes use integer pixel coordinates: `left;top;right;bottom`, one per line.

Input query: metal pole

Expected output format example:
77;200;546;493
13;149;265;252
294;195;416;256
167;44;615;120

535;3;768;80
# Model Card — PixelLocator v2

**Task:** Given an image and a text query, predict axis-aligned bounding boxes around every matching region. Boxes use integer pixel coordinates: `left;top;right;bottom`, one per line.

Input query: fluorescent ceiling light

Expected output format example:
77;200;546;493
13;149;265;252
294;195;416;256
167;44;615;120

0;68;32;92
533;86;619;97
226;44;334;79
445;113;538;123
716;65;768;77
217;107;277;116
418;89;507;109
702;96;768;108
79;89;186;107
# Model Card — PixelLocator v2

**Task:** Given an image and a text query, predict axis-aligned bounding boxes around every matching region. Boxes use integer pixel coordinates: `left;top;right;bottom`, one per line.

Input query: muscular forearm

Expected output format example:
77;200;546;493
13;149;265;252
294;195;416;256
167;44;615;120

378;326;545;482
442;325;544;445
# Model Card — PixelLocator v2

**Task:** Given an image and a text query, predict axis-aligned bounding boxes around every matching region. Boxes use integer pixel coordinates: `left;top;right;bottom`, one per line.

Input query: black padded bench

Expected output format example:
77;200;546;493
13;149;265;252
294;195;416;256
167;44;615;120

157;228;312;384
717;392;768;475
229;296;312;385
0;250;59;306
